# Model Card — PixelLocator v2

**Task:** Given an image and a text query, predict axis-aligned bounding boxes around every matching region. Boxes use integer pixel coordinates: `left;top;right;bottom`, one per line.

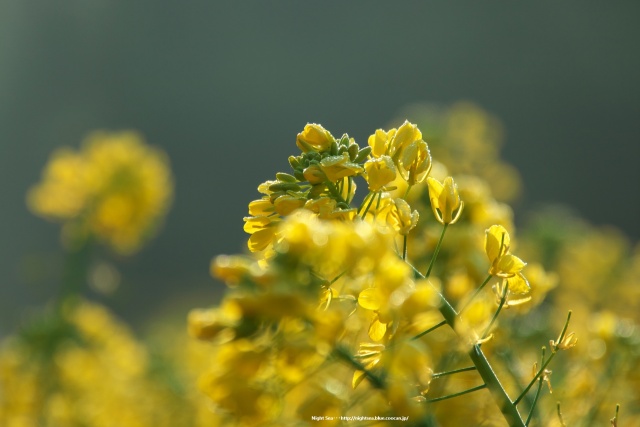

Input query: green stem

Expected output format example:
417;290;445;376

557;402;567;427
360;191;377;219
469;344;525;426
406;258;525;426
431;366;477;379
481;283;509;341
58;238;93;308
525;379;544;426
346;177;353;203
515;311;572;406
402;235;408;261
325;180;349;206
459;274;493;313
425;384;486;403
403;184;413;199
425;224;448;278
514;352;556;406
411;319;447;341
333;346;385;390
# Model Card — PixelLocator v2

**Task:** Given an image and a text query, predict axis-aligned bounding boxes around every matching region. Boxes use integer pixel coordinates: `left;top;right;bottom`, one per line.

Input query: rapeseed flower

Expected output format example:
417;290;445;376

27;131;173;254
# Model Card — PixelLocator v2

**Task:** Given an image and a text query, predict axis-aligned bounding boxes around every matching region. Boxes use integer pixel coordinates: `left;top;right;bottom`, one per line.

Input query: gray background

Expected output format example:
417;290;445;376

1;2;639;335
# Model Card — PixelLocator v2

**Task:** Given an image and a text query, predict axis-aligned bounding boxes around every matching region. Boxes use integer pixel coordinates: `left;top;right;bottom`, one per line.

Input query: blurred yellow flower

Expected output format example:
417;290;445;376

27;131;173;254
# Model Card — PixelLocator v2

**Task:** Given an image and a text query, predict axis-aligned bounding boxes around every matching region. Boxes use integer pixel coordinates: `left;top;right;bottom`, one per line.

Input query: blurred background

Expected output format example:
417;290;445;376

1;1;639;336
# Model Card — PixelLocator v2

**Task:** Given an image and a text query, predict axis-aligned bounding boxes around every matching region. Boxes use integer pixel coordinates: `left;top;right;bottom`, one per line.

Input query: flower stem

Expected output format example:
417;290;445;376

360;191;378;219
525;378;544;426
481;282;509;341
402;235;408;261
333;345;385;390
514;352;556;406
425;224;448;278
403;184;413;199
431;366;477;379
459;274;493;313
411;319;447;341
469;344;525;426
325;180;349;206
425;384;486;403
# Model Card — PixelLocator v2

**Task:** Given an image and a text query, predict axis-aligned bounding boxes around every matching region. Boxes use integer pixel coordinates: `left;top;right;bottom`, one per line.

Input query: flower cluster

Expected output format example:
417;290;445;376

27;131;173;254
191;120;576;426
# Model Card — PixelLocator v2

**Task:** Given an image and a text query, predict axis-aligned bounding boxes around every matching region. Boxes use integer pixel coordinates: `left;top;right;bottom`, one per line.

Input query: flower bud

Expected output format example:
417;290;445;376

296;123;335;153
397;140;432;185
426;176;464;225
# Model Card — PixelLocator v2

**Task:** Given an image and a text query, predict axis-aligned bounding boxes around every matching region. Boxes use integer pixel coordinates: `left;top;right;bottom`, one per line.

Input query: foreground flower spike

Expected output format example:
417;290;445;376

426;176;464;225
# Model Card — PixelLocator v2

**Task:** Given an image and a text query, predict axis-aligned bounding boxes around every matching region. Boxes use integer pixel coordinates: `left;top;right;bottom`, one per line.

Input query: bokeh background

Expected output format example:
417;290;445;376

1;1;639;336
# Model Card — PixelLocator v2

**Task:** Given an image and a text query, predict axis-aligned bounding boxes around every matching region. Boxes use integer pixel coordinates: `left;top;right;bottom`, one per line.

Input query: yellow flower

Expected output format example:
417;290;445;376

397;140;432;185
484;224;526;277
389;120;422;158
384;198;419;235
243;215;280;252
368;128;397;158
364;155;397;191
27;131;173;254
319;153;363;182
426;176;464;225
296;123;335;153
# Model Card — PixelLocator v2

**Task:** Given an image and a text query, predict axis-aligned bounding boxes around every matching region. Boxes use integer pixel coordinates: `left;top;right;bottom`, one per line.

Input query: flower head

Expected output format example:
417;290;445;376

27;131;173;254
296;123;335;153
484;225;527;277
426;176;464;225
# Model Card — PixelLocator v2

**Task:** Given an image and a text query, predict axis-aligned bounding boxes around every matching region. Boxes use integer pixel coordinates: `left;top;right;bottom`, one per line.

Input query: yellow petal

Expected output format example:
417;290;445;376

358;287;383;311
506;272;531;295
485;225;510;263
496;253;527;276
247;228;275;252
368;317;387;341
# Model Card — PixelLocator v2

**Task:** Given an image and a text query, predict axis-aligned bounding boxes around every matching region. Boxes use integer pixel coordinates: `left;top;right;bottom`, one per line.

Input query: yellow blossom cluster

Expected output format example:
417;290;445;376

193;211;442;425
0;301;217;427
191;119;576;427
27;131;173;254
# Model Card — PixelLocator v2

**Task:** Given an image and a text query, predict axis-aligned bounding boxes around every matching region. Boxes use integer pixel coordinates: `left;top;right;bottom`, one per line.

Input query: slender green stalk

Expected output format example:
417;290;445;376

425;384;486;403
360;191;378;219
525;379;544;426
333;346;385;389
459;274;493;313
431;366;477;379
515;311;572;406
514;352;556;406
481;283;509;341
407;258;525;426
556;402;567;427
402;235;408;260
611;404;620;427
469;345;525;426
425;224;448;278
325;180;349;206
346;177;353;203
59;238;93;308
411;319;447;341
403;184;413;199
